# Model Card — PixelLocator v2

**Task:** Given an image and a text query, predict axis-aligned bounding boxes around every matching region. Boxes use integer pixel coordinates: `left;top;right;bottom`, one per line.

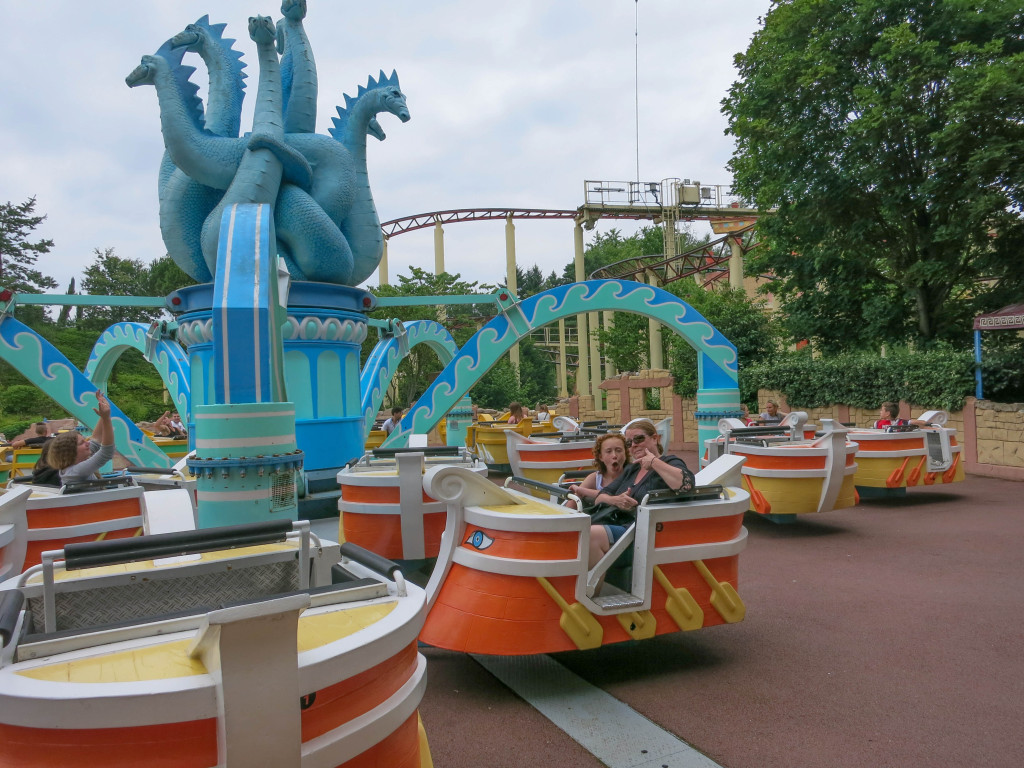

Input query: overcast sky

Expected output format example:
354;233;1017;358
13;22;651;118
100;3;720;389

0;0;769;294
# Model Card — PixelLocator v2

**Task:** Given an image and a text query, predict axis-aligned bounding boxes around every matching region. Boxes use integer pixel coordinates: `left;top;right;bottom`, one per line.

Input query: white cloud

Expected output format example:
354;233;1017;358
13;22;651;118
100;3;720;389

0;0;768;293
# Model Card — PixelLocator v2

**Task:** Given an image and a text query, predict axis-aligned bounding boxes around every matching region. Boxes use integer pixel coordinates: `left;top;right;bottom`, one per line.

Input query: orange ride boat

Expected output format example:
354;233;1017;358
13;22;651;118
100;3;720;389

0;516;433;768
337;446;487;562
417;455;750;655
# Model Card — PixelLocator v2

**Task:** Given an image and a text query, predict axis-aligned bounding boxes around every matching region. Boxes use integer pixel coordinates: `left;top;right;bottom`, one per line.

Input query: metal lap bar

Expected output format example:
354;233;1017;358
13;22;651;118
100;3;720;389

504;475;573;502
586;524;636;597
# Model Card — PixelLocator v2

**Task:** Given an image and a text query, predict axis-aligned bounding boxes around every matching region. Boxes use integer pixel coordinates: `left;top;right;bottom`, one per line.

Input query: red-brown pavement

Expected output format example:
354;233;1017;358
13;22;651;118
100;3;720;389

418;462;1024;768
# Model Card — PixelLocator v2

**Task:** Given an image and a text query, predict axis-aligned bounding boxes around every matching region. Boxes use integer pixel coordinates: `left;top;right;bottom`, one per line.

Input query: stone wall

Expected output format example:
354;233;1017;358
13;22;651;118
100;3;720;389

560;369;699;451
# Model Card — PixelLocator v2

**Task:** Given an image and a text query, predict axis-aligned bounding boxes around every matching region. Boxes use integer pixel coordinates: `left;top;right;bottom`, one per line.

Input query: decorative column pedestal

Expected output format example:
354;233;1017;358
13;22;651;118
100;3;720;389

189;402;304;528
174;281;375;510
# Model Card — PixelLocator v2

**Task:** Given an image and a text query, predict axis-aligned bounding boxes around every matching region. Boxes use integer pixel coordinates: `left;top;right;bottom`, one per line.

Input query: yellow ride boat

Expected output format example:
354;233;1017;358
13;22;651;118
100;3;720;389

704;413;859;523
848;410;964;496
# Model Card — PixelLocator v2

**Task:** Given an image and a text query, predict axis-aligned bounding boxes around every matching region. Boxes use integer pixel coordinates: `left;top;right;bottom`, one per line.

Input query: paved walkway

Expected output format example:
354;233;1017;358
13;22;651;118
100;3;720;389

418;470;1024;767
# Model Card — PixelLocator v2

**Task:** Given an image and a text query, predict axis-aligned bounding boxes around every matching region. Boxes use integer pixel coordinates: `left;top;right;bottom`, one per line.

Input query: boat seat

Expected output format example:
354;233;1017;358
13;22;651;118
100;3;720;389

14;578;389;660
19;520;314;635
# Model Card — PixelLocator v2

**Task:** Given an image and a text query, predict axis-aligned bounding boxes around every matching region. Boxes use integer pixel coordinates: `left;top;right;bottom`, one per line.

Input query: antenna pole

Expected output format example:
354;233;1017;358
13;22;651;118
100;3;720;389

635;0;640;184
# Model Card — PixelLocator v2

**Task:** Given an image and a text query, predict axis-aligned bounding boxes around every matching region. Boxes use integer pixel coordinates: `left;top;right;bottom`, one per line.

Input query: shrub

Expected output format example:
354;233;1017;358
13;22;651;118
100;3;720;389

745;348;976;412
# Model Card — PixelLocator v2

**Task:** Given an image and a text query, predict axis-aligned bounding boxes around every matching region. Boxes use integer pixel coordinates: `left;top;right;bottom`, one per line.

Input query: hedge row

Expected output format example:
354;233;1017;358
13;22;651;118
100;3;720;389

741;349;980;413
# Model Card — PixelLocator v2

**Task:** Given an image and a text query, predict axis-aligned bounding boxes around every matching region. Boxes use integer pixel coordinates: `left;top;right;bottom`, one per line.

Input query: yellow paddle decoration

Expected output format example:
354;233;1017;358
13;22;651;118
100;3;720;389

537;577;603;650
693;560;746;623
616;609;658;640
653;565;703;631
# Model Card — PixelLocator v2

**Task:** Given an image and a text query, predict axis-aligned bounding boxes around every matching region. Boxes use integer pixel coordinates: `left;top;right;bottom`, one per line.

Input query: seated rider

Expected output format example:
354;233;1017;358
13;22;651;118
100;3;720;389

381;406;404;435
565;433;629;511
874;401;927;429
11;422;51;450
506;401;525;425
757;400;785;425
587;419;695;568
47;391;116;485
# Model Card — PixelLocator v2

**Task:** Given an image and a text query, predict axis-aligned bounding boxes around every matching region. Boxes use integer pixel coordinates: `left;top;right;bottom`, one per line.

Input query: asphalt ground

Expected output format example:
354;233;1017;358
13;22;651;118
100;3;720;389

418;465;1024;768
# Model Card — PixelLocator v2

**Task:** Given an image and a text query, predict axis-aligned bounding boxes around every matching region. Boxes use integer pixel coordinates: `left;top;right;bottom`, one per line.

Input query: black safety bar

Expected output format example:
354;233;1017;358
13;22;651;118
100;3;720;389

643;485;725;505
339;542;403;580
61;519;294;571
371;446;461;459
62;474;137;495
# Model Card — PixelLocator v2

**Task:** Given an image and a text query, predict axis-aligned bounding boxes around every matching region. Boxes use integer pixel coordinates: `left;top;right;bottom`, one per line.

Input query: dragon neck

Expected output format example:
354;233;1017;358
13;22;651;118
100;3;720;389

252;36;283;138
280;18;318;134
196;37;245;137
153;64;206;155
342;95;382;161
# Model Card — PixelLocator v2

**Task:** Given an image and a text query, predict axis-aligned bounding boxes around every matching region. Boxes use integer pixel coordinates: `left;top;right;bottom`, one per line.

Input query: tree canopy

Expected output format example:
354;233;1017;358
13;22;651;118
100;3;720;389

723;0;1024;352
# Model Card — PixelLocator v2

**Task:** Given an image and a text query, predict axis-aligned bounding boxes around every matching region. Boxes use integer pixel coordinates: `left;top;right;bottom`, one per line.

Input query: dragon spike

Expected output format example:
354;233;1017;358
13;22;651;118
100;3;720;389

193;15;248;83
152;39;207;134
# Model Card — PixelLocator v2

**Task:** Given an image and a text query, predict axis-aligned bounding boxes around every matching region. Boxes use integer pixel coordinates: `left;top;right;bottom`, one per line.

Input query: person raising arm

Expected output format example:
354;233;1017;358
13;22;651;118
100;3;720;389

48;391;116;485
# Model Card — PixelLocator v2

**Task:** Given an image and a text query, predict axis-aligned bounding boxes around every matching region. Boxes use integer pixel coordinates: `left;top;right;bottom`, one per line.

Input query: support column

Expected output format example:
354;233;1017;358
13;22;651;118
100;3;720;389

573;221;590;396
589;309;602;401
603;311;616;379
647;271;664;369
729;236;744;291
379;236;390;286
433;220;445;275
506;214;520;377
434;220;446;324
557;318;568;398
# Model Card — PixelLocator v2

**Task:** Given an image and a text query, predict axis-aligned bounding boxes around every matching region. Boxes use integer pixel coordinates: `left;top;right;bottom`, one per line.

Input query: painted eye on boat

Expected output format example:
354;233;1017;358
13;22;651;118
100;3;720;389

466;530;494;550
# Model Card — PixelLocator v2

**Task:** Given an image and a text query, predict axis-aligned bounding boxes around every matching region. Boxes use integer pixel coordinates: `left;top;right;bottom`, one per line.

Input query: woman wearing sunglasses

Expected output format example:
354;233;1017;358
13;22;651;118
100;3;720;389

587;419;695;568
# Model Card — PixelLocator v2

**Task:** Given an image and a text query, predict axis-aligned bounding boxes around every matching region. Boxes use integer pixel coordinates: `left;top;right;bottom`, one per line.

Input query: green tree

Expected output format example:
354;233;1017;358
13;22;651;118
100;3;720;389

0;196;57;327
148;254;198;297
368;268;497;407
662;282;783;404
723;0;1024;352
0;197;56;295
78;248;165;331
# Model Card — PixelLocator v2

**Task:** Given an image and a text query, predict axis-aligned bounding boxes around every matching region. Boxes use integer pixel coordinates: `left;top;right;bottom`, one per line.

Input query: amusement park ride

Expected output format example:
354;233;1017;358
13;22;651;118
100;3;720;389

0;3;966;765
0;5;762;766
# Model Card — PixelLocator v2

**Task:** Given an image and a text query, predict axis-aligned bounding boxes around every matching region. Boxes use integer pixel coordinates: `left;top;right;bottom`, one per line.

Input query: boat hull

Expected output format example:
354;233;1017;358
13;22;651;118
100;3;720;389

420;465;749;655
338;450;487;561
705;422;859;521
849;428;964;490
1;524;432;768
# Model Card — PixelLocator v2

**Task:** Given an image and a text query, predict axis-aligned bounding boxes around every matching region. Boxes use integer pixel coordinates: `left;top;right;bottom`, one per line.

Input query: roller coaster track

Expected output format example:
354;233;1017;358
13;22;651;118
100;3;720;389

590;223;761;286
381;209;763;288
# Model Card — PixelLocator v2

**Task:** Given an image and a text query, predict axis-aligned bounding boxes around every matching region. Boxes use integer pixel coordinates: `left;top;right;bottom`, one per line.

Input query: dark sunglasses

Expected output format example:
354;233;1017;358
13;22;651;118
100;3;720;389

629;434;648;445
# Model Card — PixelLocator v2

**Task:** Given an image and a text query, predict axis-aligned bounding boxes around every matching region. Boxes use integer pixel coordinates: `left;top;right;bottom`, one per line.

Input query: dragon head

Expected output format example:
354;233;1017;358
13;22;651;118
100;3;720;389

170;24;202;51
374;70;411;124
126;55;161;87
328;70;410;144
280;0;307;22
248;15;277;46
